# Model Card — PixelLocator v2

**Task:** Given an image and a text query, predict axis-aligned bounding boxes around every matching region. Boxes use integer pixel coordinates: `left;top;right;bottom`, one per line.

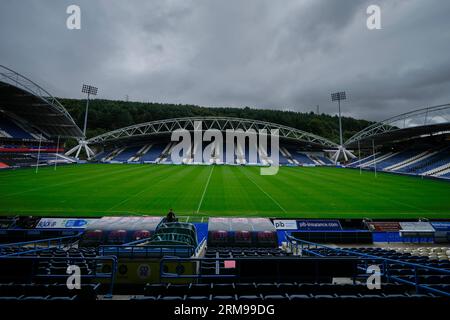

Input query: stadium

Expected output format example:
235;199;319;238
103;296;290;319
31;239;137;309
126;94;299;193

1;1;450;313
1;64;450;309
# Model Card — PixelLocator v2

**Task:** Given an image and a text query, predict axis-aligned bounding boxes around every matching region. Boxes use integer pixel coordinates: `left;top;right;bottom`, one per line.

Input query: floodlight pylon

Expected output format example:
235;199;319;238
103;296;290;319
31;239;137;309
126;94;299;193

329;91;355;163
65;84;98;160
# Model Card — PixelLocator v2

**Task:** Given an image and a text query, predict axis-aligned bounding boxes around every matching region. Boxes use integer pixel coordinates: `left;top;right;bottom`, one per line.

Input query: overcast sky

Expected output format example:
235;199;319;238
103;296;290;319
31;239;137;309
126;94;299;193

1;0;450;121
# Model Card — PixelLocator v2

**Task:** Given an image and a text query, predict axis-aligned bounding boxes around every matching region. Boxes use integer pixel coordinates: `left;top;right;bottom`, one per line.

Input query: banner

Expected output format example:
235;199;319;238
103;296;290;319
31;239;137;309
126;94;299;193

431;221;450;231
273;220;298;230
36;218;96;229
367;222;401;232
297;220;342;231
399;222;435;233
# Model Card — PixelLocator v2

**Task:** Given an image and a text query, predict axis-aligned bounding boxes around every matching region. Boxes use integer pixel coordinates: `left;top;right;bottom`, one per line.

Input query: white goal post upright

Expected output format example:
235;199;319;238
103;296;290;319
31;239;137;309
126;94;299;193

54;135;60;170
372;139;377;178
35;133;42;174
358;140;362;175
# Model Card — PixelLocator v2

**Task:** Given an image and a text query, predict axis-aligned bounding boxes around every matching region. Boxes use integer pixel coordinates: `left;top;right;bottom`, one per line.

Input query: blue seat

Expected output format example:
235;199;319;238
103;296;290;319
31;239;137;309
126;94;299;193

144;283;167;296
166;283;190;295
159;295;184;301
288;294;311;300
211;295;235;301
263;294;289;301
131;296;157;301
185;295;210;301
212;283;234;295
237;295;262;301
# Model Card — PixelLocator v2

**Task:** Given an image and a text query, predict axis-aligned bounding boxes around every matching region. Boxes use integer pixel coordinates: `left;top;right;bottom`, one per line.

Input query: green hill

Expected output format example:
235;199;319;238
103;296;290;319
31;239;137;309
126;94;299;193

59;98;372;143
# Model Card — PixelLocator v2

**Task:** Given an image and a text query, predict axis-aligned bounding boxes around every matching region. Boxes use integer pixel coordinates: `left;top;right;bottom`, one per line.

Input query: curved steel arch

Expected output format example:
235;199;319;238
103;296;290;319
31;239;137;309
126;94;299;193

0;64;83;137
87;116;338;148
345;103;450;146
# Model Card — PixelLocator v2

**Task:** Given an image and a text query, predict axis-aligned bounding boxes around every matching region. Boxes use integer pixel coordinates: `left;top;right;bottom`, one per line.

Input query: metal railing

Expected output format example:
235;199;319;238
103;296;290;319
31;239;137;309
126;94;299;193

286;234;450;297
159;256;371;283
0;255;117;297
98;244;195;258
0;64;83;138
160;256;238;280
0;234;82;257
87;116;338;147
194;237;207;257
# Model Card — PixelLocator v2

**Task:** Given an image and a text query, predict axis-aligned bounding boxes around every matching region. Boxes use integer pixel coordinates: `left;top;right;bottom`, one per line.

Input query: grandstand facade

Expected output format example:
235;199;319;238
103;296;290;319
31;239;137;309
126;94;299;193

346;104;450;179
0;65;82;169
87;117;336;166
1;216;450;304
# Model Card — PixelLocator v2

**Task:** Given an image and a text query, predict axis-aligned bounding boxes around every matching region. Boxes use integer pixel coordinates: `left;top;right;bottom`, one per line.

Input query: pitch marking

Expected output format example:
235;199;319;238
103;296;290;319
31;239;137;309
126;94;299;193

241;168;287;213
105;166;176;212
196;166;214;214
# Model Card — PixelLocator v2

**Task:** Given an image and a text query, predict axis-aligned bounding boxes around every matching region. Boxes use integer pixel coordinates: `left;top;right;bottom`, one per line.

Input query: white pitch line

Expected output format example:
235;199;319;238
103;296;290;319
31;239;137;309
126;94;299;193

105;166;175;212
242;169;287;213
196;166;214;214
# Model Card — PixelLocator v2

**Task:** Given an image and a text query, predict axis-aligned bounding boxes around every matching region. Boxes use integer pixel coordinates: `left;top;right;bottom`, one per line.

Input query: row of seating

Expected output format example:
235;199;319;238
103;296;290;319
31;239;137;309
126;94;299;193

136;282;436;301
144;282;415;296
348;145;450;179
205;247;288;258
0;153;36;167
308;247;450;266
132;293;436;301
391;246;450;261
0;114;34;139
0;247;98;257
100;143;333;166
302;246;450;292
0;283;99;300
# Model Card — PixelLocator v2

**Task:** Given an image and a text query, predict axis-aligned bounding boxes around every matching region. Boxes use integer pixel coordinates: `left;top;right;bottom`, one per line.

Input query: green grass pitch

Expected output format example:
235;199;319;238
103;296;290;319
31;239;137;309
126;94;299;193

0;164;449;219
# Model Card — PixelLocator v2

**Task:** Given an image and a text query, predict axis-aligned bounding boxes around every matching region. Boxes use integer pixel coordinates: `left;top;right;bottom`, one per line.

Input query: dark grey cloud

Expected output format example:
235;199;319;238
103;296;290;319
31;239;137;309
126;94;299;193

1;0;449;122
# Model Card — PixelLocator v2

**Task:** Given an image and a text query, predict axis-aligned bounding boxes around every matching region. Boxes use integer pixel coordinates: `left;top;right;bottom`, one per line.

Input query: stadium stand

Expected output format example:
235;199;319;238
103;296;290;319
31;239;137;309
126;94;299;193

0;113;35;140
399;147;450;175
111;146;142;162
0;148;72;168
0;67;83;169
0;153;37;167
141;143;167;163
278;150;291;165
286;148;316;165
348;153;380;167
129;144;151;162
98;142;333;166
347;141;450;179
1;216;450;303
441;171;450;178
91;131;450;182
369;149;420;170
86;117;338;166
